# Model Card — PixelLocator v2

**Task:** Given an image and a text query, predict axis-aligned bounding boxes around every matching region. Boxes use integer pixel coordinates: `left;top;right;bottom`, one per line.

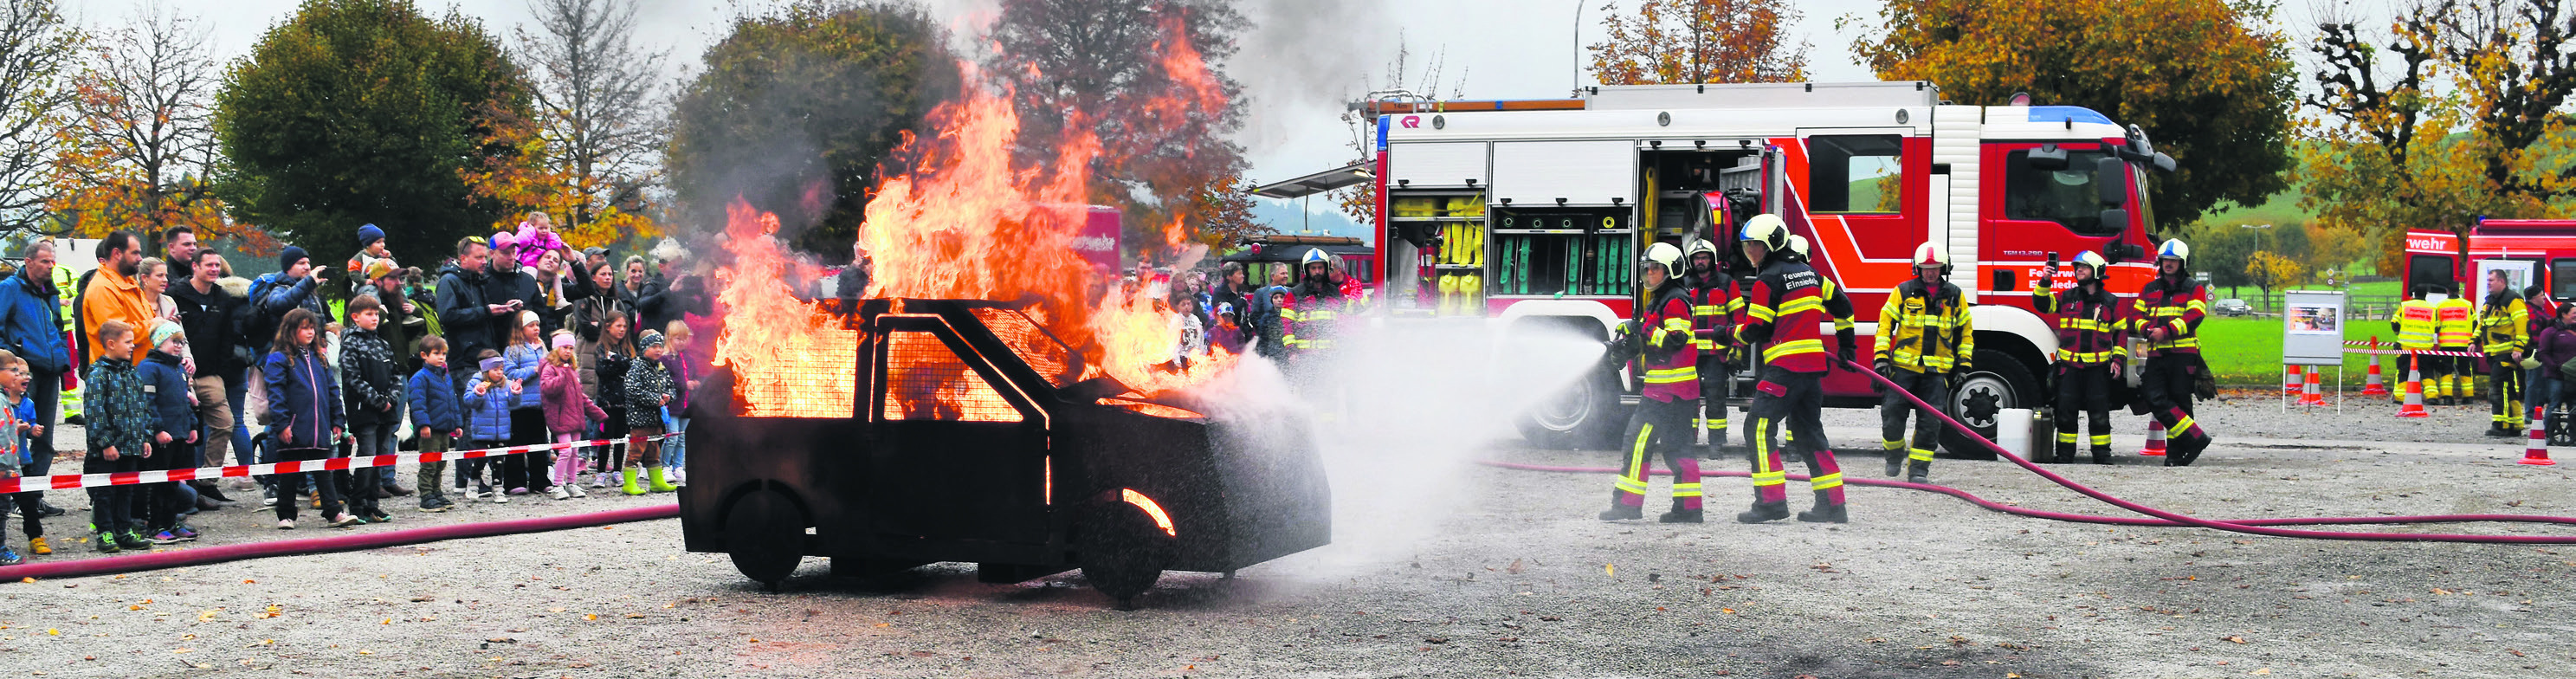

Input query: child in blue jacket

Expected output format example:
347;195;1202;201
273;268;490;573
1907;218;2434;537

138;320;199;544
462;349;519;502
263;308;353;529
405;336;463;512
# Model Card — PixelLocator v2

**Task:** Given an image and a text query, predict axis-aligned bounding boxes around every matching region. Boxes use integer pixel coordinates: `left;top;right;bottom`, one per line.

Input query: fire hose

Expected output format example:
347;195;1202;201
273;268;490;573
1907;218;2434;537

1482;359;2576;544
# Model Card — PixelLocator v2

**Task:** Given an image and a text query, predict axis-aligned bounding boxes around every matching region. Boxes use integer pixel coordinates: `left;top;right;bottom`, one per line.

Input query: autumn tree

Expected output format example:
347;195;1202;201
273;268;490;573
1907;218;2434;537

45;3;273;253
214;0;531;268
0;0;82;235
986;0;1264;254
1850;0;2297;228
2302;0;2576;273
665;0;960;253
2302;222;2370;275
511;0;668;245
2245;249;2306;301
1588;0;1809;85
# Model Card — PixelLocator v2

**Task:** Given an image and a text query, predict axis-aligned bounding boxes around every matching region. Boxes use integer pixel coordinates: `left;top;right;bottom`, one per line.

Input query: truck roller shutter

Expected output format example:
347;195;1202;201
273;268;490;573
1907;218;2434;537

1388;142;1490;189
1491;140;1637;208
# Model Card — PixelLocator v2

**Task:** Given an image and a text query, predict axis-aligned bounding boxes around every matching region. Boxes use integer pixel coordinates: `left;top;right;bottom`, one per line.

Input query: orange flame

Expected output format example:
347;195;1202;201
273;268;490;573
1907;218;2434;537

716;23;1242;415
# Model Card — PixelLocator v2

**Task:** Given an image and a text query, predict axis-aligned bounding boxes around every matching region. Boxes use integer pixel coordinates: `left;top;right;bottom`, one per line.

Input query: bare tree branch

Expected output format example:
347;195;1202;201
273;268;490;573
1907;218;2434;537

57;0;221;236
0;0;83;234
518;0;671;232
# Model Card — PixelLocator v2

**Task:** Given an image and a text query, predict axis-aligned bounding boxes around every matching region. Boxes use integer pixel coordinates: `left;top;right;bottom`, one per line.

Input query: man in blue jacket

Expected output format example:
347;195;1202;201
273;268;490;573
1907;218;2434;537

0;240;68;519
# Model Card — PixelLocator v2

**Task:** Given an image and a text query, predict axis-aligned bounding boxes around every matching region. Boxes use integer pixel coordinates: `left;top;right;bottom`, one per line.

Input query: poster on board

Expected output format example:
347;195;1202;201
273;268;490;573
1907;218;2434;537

2281;290;2347;365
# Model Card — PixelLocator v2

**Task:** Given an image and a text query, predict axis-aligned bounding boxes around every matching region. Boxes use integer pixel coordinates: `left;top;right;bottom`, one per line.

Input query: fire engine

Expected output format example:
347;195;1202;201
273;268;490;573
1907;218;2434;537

1349;82;2174;451
2403;218;2576;304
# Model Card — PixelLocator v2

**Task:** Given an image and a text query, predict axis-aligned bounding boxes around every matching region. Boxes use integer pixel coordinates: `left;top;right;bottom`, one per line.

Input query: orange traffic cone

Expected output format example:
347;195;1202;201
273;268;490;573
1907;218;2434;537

2282;364;2302;394
2396;354;2430;418
2361;338;2390;397
2297;365;2327;406
2521;404;2555;466
2139;424;2167;456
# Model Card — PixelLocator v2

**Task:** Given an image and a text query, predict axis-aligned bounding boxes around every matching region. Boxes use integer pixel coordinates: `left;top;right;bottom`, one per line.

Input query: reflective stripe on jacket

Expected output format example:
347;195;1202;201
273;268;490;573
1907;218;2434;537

2034;283;2123;365
1878;278;1972;372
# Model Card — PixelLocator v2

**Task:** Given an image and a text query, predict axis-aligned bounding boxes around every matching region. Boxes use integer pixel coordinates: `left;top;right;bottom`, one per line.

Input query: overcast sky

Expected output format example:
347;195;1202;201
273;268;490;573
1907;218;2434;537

75;0;2302;217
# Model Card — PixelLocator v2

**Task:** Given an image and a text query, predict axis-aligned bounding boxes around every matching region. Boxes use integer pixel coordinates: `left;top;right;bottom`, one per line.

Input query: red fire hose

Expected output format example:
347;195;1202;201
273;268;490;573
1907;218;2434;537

1486;359;2576;544
0;504;678;580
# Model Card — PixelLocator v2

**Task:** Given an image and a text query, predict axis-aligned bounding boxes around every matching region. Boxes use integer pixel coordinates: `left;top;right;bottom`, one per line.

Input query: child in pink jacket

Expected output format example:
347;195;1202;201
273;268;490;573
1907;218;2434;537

539;330;605;500
513;212;571;269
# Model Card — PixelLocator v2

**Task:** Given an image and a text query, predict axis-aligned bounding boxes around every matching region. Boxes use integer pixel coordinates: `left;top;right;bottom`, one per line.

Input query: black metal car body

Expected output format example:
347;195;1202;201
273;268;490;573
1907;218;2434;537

678;298;1330;606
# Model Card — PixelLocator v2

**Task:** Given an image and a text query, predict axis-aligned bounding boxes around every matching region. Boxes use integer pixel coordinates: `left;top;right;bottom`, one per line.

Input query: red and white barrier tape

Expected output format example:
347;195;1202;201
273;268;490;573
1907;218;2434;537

0;434;672;495
2340;347;2486;358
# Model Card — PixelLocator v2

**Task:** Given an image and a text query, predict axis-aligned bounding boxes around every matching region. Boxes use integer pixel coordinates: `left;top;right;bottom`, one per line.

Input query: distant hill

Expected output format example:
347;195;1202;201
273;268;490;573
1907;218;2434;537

1252;197;1370;242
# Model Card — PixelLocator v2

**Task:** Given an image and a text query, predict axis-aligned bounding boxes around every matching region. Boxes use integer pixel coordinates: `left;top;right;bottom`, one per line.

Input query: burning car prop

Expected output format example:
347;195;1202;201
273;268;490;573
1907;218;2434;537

678;298;1331;606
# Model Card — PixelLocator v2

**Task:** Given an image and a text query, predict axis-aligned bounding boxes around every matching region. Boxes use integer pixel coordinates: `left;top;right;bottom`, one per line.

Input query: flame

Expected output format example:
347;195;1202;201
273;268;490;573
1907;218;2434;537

715;22;1243;417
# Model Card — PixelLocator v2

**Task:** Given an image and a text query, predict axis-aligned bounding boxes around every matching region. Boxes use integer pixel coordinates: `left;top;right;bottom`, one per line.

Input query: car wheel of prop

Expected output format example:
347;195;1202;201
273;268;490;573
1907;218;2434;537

1518;367;1623;450
1939;349;2037;461
1078;501;1173;609
725;488;805;591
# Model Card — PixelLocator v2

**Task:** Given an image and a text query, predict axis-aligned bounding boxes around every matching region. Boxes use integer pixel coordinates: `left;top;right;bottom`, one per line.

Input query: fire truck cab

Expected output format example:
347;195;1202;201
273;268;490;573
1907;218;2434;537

1359;82;2171;451
2403;219;2576;305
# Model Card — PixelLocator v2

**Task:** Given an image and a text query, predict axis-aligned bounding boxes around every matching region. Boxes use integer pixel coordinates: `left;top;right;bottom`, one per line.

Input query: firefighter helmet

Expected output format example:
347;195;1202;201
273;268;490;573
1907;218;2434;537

1911;242;1951;275
1301;249;1332;267
2156;238;2191;263
1641;242;1683;277
1740;213;1790;252
2072;250;2108;272
1684;237;1719;262
1786;234;1811;262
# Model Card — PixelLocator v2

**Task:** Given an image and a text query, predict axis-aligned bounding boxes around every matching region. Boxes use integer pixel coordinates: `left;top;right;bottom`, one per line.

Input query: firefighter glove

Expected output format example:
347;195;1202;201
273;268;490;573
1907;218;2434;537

1836;329;1858;371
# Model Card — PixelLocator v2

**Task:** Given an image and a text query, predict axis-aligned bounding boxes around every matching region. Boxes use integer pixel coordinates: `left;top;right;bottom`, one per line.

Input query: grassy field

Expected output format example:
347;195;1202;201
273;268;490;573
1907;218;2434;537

2198;315;2416;387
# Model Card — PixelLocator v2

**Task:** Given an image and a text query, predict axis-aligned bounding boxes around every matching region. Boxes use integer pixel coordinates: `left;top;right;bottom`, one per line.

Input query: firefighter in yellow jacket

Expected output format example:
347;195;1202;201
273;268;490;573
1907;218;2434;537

2437;287;2477;405
1872;242;1970;482
2392;286;2439;404
2480;270;2530;436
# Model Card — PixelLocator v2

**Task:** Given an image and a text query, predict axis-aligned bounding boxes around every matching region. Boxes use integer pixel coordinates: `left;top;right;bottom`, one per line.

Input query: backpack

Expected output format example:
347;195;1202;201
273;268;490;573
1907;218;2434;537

236;273;287;357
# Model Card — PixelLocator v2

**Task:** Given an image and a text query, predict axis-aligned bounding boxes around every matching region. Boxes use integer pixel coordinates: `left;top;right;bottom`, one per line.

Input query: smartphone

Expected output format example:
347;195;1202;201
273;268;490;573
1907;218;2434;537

2046;251;2059;268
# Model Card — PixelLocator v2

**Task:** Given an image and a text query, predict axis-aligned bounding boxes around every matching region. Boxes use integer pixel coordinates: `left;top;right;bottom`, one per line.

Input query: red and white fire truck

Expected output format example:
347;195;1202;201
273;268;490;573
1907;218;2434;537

2403;218;2576;304
1353;81;2174;450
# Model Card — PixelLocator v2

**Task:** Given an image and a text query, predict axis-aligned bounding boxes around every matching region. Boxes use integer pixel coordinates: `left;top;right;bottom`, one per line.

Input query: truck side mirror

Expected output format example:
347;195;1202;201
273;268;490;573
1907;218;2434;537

2026;144;2069;171
2095;157;2128;206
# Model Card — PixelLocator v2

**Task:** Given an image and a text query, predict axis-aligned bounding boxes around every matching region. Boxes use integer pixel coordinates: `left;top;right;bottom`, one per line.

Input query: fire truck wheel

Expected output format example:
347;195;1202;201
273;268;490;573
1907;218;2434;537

724;488;807;592
1939;349;2038;460
1078;501;1173;609
1517;367;1622;450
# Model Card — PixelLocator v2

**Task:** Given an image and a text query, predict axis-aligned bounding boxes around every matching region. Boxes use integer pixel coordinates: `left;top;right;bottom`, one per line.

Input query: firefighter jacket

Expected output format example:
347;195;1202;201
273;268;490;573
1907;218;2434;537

2437;296;2476;348
1640;283;1700;403
1282;286;1348;352
1736;260;1831;373
1685;271;1738;359
2480;293;2529;356
1878;278;1972;372
2394;298;2438;351
2033;282;2124;366
2130;275;2207;358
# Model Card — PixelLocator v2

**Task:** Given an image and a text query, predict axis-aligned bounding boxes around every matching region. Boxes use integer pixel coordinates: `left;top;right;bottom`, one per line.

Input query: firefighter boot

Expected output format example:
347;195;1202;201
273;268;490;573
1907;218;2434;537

1657;498;1703;523
1796;491;1849;523
1905;459;1930;484
1882;441;1905;477
1735;502;1789;524
648;467;681;493
1598;490;1643;521
2164;431;2211;467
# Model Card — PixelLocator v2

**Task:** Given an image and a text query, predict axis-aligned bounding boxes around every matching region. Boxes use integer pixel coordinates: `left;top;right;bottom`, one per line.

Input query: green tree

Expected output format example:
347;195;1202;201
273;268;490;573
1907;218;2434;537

2182;221;2260;296
665;0;960;254
1850;0;2297;227
985;0;1262;253
213;0;529;267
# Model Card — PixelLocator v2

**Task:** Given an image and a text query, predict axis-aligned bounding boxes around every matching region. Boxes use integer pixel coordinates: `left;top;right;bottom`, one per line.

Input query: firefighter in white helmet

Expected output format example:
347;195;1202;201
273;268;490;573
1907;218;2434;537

1601;242;1705;522
2036;250;2125;464
1873;242;1972;482
1759;235;1857;458
1733;217;1854;523
1682;238;1738;454
2132;238;2213;465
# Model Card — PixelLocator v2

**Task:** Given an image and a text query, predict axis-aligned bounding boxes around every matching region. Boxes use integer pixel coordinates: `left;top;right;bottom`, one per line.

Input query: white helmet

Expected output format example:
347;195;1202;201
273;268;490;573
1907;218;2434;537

1911;242;1948;268
2156;238;2191;263
1740;213;1790;251
1641;242;1683;277
1786;234;1811;261
2072;250;2108;273
1301;249;1332;267
1683;237;1719;262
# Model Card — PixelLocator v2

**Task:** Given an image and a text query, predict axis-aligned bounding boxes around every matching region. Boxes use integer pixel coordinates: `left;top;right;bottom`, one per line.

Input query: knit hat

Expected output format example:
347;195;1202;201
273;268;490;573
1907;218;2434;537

551;330;578;350
278;245;310;273
363;258;398;281
357;223;384;247
148;318;184;348
479;356;507;372
638;330;664;349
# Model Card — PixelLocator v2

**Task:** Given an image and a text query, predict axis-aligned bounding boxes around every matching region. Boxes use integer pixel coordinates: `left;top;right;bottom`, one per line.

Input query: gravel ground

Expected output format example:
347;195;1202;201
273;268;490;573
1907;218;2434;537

3;398;2573;678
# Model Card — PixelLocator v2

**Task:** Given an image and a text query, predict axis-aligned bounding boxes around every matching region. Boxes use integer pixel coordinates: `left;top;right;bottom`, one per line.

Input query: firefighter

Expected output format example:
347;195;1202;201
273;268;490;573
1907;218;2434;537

2480;270;2530;436
2034;251;2124;464
1871;242;1970;482
1282;249;1346;357
2437;284;2477;405
1733;216;1854;523
1764;235;1856;459
2133;239;2214;466
1682;238;1736;454
1600;242;1705;523
2393;285;2440;404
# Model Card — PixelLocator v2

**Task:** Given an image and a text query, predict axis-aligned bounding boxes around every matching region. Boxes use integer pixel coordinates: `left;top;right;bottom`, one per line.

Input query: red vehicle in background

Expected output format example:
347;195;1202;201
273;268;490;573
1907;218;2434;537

2403;218;2576;302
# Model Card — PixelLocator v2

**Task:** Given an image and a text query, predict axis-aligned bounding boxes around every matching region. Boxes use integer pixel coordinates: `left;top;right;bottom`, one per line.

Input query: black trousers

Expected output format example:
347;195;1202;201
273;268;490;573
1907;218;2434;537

2140;355;2205;444
144;437;198;531
2052;365;2115;461
2491;353;2525;428
84;453;139;534
1746;366;1838;508
505;409;551;491
1880;368;1950;462
273;447;344;521
1696;355;1730;445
